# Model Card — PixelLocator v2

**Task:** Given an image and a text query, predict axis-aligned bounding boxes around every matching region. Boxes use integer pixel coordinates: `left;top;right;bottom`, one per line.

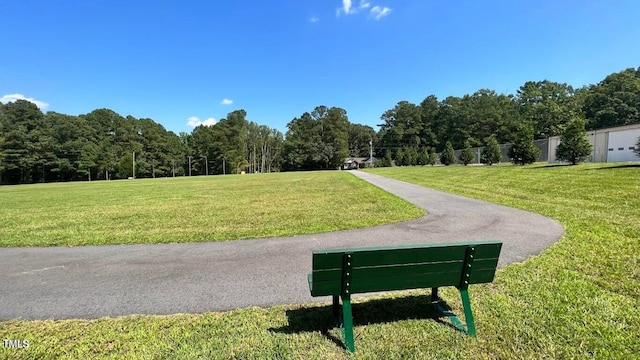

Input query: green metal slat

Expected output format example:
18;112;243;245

310;279;341;296
472;243;502;259
468;268;499;284
313;240;502;255
311;266;499;296
350;271;462;294
312;242;502;271
312;257;498;283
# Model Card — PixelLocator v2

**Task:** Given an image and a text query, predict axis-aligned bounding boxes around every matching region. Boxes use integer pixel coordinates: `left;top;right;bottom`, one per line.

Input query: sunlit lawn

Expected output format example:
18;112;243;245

0;171;423;247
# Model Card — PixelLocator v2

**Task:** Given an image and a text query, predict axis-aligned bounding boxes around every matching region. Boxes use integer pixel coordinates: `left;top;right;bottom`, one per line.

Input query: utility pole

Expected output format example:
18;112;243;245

132;151;136;179
369;139;373;168
205;155;209;176
188;156;192;176
223;157;226;175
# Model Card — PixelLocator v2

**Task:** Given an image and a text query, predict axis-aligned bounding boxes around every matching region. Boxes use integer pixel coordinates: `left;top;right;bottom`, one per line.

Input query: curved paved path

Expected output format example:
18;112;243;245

0;171;564;320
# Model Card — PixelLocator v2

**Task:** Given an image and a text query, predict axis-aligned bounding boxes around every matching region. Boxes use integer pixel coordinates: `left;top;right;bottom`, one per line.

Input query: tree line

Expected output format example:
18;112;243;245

1;66;638;184
376;67;640;164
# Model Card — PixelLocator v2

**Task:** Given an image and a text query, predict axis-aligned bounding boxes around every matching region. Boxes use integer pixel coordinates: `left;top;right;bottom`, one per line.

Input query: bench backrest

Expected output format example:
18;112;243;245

310;241;502;297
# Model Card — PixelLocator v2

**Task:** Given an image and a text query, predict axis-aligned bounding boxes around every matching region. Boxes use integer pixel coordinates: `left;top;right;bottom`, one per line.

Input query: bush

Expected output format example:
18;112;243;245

404;147;418;166
509;125;540;165
440;141;456;166
395;148;405;166
417;147;429;165
428;147;438;166
555;116;592;165
459;140;475;166
481;135;502;165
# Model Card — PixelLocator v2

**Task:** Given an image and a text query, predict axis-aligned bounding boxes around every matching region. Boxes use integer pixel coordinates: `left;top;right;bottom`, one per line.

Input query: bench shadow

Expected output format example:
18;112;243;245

522;164;572;169
584;164;640;170
269;294;463;350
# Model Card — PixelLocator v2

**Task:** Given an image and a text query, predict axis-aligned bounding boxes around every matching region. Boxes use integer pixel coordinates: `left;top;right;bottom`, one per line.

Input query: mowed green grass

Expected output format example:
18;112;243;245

1;164;639;359
0;171;423;247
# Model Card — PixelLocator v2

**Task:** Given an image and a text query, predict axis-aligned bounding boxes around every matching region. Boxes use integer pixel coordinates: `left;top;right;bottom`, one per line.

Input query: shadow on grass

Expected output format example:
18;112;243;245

523;164;573;169
583;163;640;170
269;294;463;350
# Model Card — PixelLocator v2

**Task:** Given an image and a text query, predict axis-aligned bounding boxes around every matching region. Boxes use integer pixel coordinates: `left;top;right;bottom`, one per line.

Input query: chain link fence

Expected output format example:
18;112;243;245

449;139;549;165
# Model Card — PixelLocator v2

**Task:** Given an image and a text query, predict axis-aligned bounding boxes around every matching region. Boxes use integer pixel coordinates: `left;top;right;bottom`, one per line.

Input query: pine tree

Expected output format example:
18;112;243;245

555;116;593;165
418;147;429;165
428;147;438;166
395;148;405;166
440;141;456;166
459;140;475;166
405;147;418;166
509;125;540;165
481;135;501;166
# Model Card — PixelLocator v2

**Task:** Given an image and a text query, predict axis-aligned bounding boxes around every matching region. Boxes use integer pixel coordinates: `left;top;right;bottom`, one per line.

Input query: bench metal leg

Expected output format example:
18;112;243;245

431;287;439;302
340;294;355;352
332;295;339;317
459;289;476;337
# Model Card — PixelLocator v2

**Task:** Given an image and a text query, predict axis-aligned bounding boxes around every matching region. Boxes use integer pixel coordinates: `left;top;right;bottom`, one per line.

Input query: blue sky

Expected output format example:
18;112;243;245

1;0;639;135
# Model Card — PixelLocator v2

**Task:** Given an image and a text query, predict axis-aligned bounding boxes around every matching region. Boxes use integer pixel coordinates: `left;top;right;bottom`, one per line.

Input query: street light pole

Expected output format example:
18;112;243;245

132;151;136;179
369;139;373;168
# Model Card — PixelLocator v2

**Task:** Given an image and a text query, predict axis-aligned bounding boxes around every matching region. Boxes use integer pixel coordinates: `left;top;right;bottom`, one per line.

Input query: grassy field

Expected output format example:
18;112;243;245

1;163;639;359
0;171;423;247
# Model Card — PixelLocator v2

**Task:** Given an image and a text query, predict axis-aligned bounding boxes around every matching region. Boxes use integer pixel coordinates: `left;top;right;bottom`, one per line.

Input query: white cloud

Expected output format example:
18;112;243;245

0;93;49;110
342;0;354;14
309;16;319;23
187;116;217;128
370;6;392;20
220;98;233;105
337;1;382;17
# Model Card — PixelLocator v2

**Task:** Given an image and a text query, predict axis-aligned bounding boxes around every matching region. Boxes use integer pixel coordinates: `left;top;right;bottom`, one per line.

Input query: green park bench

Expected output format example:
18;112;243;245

308;240;503;352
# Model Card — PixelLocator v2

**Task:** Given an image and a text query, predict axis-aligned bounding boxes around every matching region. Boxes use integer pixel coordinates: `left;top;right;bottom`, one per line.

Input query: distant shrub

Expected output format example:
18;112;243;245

555;116;592;165
509;125;540;165
440;142;456;166
428;147;438;166
459;140;475;166
481;135;501;166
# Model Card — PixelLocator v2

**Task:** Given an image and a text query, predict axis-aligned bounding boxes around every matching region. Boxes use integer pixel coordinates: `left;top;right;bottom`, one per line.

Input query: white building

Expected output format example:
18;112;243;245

548;123;640;163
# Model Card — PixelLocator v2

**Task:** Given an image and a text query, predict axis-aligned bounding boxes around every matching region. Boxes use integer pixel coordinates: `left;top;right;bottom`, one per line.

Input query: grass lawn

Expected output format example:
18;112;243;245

0;171;423;247
1;163;639;359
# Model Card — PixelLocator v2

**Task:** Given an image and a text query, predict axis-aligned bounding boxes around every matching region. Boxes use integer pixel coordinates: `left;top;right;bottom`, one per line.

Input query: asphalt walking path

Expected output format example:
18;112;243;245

0;171;564;320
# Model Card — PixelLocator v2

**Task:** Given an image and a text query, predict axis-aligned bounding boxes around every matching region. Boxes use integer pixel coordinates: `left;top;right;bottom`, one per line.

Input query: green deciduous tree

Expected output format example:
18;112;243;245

555;116;593;165
282;106;348;171
516;80;577;138
509;124;540;165
440;141;455;166
583;67;640;129
459;140;475;166
481;135;502;166
348;123;376;157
